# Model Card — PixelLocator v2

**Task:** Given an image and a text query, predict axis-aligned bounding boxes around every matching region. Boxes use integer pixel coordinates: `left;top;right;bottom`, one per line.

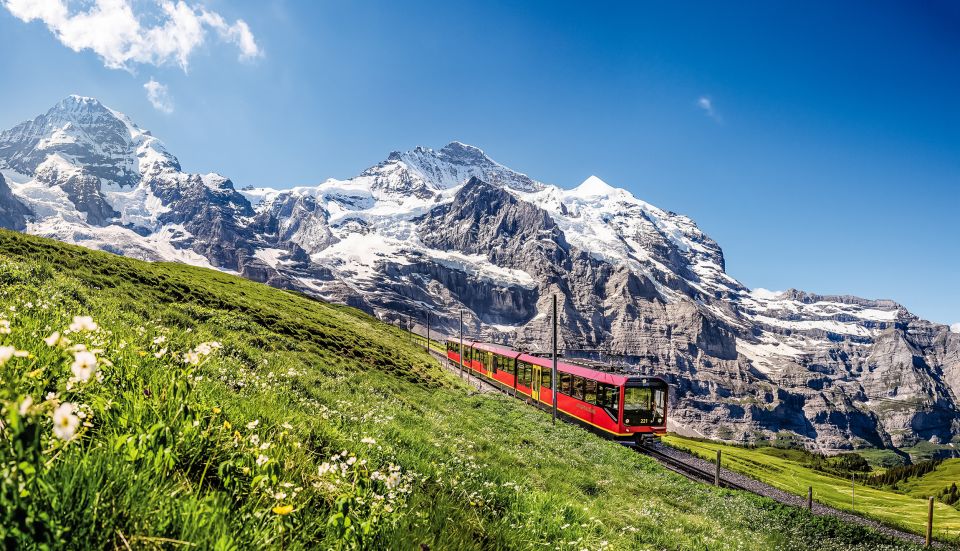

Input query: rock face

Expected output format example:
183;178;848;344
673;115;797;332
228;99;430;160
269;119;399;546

1;96;958;453
0;173;30;230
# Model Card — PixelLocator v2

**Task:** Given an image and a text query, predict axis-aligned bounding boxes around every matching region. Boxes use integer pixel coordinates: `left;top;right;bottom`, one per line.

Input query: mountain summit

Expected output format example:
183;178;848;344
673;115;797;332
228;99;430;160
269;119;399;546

0;97;957;452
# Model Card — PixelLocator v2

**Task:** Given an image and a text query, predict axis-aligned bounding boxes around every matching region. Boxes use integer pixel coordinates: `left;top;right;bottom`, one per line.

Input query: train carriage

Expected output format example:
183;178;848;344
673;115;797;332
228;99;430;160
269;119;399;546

445;339;667;444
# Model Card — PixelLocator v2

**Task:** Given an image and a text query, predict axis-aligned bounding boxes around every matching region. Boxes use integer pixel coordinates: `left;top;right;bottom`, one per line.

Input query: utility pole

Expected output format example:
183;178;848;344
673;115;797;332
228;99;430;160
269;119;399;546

851;474;855;512
927;496;934;547
552;294;558;424
459;309;464;379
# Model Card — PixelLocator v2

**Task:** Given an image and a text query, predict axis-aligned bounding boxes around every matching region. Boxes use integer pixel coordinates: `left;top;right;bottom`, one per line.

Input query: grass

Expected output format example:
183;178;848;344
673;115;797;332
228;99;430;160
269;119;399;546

900;459;960;500
0;229;927;550
663;435;960;543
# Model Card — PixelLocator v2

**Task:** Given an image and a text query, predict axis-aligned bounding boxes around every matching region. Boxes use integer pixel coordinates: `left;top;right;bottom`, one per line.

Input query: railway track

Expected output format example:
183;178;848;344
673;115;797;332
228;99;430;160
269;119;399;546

425;347;947;548
636;442;748;491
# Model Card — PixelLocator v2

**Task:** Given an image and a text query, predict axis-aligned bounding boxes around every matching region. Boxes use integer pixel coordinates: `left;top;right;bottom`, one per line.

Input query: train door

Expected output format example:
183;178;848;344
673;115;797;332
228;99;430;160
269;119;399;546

531;365;541;401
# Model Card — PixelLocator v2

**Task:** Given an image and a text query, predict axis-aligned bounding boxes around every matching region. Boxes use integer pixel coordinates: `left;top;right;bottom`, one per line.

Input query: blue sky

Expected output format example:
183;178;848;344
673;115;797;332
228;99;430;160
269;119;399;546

0;1;957;325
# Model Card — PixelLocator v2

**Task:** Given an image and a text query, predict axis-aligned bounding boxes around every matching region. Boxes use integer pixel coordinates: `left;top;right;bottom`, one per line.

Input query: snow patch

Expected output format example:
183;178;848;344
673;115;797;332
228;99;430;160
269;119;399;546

254;248;288;267
570;175;616;198
736;331;807;374
750;288;783;300
951;323;960;334
752;314;874;337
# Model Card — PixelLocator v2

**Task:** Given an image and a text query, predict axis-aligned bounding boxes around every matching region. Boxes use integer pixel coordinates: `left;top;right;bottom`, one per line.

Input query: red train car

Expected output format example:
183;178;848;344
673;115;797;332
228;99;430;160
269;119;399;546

445;339;667;444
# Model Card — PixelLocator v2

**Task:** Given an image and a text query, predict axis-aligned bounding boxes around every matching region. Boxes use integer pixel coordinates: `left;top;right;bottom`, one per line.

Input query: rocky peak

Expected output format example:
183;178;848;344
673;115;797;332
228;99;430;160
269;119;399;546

0;95;180;187
437;141;489;164
571;175;618;197
360;142;543;196
418;176;569;270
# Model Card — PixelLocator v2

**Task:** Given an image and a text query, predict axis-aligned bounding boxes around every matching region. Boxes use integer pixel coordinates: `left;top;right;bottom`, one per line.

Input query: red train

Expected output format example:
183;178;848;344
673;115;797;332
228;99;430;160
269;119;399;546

445;339;668;444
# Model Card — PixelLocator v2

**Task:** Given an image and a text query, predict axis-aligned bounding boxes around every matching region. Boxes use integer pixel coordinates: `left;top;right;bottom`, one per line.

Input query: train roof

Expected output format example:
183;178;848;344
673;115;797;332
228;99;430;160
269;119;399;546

464;341;665;387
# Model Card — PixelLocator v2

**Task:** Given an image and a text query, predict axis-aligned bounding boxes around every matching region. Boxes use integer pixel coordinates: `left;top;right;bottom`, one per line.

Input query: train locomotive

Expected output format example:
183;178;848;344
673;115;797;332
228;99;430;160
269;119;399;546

445;340;668;444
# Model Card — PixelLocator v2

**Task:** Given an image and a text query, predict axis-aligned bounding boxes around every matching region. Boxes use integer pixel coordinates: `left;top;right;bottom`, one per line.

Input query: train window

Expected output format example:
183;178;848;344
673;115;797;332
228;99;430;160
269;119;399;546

572;376;584;400
541;369;552;389
597;383;618;414
622;385;665;427
560;372;572;395
584;379;597;405
515;361;528;386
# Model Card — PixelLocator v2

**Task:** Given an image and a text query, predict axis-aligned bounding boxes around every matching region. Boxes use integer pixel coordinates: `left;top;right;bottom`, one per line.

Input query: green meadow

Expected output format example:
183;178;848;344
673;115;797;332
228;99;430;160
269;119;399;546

0;230;923;550
663;435;960;544
899;459;960;501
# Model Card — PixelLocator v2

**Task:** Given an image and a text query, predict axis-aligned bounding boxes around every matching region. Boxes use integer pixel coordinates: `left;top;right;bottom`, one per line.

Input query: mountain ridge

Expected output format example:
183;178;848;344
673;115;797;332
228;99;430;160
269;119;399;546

0;96;957;453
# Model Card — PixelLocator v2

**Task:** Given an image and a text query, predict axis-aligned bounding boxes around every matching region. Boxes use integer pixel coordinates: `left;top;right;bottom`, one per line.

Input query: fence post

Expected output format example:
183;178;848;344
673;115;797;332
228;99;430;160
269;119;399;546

927;496;934;547
715;449;721;486
807;486;812;511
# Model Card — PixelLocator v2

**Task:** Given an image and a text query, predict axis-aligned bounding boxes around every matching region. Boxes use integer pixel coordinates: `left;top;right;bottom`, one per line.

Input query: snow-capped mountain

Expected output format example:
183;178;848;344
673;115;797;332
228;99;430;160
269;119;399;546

1;96;957;454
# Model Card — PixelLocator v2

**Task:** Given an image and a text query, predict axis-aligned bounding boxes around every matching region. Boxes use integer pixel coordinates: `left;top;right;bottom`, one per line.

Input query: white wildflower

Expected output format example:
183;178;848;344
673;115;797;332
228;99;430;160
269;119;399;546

70;350;98;382
44;331;63;347
256;454;269;467
69;316;98;332
0;345;22;365
0;319;10;334
361;436;376;445
18;395;33;416
246;420;259;430
385;472;400;489
52;402;80;441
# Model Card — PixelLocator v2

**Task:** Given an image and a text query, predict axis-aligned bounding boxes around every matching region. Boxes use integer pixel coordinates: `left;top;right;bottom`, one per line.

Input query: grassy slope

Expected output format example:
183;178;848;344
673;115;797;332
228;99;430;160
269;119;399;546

900;459;960;499
664;435;960;542
0;230;923;550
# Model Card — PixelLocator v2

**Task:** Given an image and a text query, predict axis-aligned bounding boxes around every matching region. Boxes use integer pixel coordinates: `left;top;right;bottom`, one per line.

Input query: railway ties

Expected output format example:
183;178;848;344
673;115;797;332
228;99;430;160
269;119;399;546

636;442;747;491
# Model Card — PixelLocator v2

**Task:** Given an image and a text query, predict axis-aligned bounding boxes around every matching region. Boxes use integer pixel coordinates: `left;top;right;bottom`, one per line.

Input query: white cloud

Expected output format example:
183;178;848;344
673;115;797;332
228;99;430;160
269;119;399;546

143;78;173;113
951;323;960;334
2;0;261;72
697;95;722;123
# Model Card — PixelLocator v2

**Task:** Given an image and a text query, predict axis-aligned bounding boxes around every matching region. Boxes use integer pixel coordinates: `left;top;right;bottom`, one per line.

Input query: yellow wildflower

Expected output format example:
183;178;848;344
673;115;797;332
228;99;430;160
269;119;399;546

272;504;294;515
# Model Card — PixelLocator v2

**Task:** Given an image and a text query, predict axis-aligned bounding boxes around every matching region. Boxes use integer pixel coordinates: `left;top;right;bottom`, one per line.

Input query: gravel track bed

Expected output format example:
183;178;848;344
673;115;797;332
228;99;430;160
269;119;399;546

648;441;947;549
